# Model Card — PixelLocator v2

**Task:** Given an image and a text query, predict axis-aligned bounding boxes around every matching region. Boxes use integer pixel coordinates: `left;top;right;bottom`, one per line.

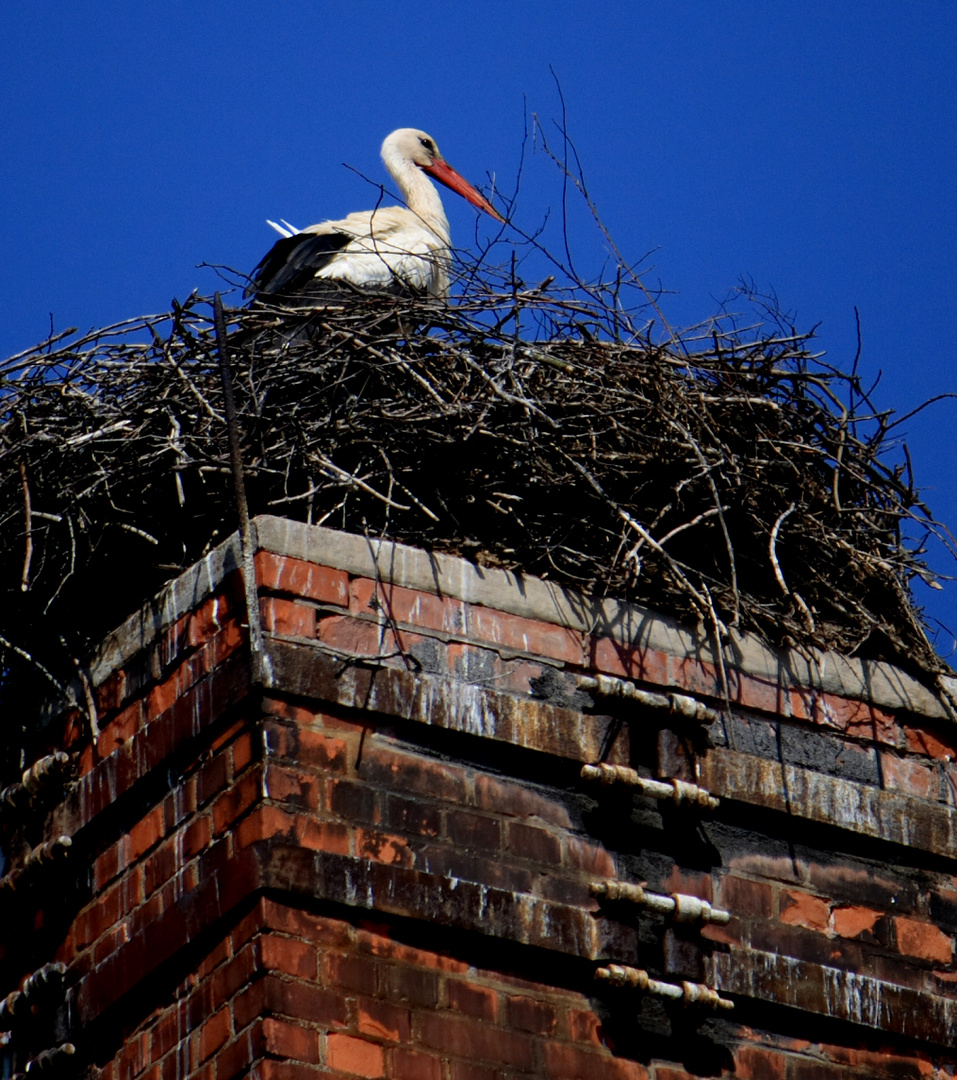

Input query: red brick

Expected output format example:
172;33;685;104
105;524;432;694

327;1033;385;1078
215;1031;258;1080
718;875;773;919
187;593;231;647
261;1018;320;1064
211;941;258;1002
152;1002;190;1059
506;994;557;1034
163;779;197;830
324;952;377;995
294;727;351;772
360;743;468;802
588;636;669;685
905;722;957;761
447;1063;502;1080
390;1047;443;1080
97;701;143;758
446;810;501;853
779;889;829;931
880;751;940;801
261;934;318;980
447;980;499;1021
792;692;897;744
670;654;721;699
379;964;440;1006
146;675;180;722
317;615;391;657
699;915;744;946
297;816;352;855
143;840;180;897
195;1005;231;1065
350;578;466;636
506;821;562;864
93;841;124;891
328;778;378;823
256;551;349;606
262;900;353;948
232;731;254;774
265;763;320;809
130;804;166;861
567;1006;603;1046
76;872;142;948
832;905;882;940
256;1063;325;1080
562;835;615;877
93;923;132;967
416;1012;535;1069
356;997;411;1042
235;979;270;1032
197;751;230;806
381;792;441;837
357;829;414;867
95;669;128;716
183;814;212;858
543;1042;647;1079
263;975;348;1028
659;866;714;902
732;1045;786;1080
733;674;787;717
115;1031;150;1080
217;615;247;661
236;805;293;848
473;774;573;828
260;596;317;639
895;916;953;964
469;606;583;664
212;768;262;834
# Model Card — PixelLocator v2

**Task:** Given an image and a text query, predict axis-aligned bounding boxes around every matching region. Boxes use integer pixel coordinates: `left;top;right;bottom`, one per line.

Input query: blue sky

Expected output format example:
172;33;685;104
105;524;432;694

2;2;955;657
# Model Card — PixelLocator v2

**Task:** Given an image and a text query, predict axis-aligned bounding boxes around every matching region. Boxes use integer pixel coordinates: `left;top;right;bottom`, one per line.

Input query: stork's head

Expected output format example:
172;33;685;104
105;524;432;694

381;128;506;223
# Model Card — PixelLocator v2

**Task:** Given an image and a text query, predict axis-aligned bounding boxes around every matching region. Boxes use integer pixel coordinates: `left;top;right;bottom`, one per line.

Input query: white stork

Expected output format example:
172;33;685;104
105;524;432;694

250;127;505;302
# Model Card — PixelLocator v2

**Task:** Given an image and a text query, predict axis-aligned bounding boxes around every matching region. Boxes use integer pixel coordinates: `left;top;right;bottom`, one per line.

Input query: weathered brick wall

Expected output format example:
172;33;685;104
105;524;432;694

1;516;955;1078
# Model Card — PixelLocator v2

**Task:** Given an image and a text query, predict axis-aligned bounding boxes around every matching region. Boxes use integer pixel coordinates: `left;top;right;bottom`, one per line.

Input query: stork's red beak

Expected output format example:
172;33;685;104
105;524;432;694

422;158;506;223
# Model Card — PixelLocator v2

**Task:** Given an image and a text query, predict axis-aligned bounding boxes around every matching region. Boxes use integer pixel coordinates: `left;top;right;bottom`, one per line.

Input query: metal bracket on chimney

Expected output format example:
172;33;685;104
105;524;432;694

12;1042;75;1077
0;963;67;1032
589;880;730;925
596;964;733;1011
581;763;719;809
0;753;72;820
576;674;720;724
0;836;73;898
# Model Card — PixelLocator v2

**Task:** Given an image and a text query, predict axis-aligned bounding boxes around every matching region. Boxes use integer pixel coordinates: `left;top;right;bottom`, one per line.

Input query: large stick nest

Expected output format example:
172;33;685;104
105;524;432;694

0;277;951;741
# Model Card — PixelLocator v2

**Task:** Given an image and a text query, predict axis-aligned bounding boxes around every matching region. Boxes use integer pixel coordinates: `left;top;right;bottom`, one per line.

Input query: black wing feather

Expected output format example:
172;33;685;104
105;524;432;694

249;230;353;297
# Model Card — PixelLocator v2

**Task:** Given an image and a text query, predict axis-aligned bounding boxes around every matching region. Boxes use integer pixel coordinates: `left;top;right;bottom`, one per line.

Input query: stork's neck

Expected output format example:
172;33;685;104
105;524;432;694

383;149;451;244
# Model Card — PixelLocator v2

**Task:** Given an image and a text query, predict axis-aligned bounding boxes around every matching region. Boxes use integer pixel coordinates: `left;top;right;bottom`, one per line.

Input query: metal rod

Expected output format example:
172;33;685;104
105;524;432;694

577;673;720;723
595;964;733;1010
0;962;66;1031
590;880;730;924
581;763;719;809
213;293;264;685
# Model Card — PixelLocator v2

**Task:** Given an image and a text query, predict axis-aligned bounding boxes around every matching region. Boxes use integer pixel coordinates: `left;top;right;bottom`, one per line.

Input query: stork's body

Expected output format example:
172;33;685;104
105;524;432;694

251;128;504;302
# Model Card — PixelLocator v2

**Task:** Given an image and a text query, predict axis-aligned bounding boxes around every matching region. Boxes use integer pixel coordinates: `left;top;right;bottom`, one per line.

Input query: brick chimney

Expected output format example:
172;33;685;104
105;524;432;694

2;515;955;1078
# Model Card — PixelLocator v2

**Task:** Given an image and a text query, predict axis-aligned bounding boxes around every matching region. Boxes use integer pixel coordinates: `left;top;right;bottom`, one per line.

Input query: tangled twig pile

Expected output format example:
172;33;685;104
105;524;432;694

0;275;952;736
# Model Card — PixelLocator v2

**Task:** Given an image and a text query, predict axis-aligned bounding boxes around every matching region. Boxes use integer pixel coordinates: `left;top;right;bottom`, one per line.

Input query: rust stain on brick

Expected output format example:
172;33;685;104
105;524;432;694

701;748;957;856
264;638;626;765
711;947;957;1045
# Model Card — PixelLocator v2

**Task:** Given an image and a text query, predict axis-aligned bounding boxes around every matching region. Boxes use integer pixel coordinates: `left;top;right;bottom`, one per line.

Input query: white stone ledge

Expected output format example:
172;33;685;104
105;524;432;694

80;516;954;725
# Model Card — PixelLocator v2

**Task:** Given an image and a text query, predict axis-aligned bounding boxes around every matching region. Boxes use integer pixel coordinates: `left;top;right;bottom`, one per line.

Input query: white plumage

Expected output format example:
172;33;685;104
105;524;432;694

251;128;504;301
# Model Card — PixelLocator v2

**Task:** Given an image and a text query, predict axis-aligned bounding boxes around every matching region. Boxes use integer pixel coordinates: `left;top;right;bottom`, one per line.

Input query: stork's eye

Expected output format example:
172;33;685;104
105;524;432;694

420;138;436;154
